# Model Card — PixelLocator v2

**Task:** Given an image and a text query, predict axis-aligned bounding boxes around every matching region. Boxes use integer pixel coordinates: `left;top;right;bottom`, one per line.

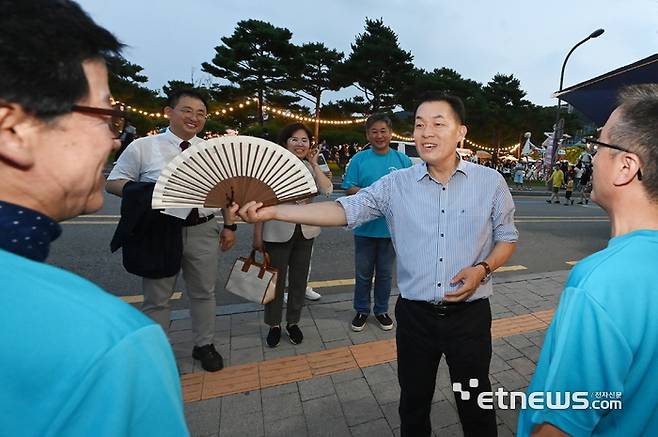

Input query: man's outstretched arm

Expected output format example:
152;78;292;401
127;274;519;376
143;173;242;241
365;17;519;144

234;200;348;227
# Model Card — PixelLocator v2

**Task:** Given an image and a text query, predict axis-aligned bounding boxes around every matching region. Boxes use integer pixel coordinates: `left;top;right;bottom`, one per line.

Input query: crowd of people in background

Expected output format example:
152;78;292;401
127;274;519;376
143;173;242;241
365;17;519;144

114;126;596;204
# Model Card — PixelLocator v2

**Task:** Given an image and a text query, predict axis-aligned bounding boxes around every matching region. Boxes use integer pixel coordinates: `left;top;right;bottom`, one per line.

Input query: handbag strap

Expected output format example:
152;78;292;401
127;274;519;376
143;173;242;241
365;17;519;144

241;249;273;278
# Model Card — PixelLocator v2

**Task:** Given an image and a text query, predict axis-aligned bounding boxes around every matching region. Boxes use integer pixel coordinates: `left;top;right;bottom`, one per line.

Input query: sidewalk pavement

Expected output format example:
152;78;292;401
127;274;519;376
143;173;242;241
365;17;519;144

173;269;569;437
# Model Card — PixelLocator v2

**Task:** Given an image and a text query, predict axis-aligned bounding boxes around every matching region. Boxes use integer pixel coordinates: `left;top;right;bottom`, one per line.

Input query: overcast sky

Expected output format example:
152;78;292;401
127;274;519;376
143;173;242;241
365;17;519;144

78;0;657;107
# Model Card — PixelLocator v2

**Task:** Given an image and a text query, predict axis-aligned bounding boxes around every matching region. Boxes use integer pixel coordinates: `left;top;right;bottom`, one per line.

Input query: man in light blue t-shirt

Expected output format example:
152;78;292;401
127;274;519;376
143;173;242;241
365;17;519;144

518;84;658;436
342;114;413;332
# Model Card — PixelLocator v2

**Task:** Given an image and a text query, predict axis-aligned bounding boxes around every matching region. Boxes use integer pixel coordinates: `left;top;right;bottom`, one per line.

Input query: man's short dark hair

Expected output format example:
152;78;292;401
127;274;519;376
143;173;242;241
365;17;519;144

167;89;209;112
0;0;122;120
277;123;313;147
365;113;392;131
414;91;466;125
609;84;658;202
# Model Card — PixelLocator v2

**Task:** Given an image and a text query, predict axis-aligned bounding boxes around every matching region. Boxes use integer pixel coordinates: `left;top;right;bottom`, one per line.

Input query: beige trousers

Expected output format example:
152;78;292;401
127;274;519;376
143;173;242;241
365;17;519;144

142;219;220;346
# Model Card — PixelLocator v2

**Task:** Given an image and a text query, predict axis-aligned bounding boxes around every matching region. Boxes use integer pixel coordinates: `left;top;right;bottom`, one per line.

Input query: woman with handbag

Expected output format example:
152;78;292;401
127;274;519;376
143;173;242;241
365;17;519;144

252;123;333;347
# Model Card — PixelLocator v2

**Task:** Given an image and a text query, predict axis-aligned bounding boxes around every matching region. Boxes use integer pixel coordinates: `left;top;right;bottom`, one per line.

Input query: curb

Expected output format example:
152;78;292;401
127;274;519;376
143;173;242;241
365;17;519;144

170;269;570;320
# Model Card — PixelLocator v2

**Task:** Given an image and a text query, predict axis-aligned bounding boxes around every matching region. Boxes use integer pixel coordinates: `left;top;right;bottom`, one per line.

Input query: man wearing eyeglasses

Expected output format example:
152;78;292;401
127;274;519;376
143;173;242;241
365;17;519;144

106;89;236;372
518;84;658;437
0;0;188;435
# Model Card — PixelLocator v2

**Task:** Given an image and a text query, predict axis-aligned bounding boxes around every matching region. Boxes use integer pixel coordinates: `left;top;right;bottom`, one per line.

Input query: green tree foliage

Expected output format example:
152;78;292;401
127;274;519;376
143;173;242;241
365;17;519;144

399;68;482;110
288;42;344;138
341;18;414;112
107;55;159;108
202;19;300;126
162;80;212;104
482;74;532;148
106;55;163;135
321;97;370;118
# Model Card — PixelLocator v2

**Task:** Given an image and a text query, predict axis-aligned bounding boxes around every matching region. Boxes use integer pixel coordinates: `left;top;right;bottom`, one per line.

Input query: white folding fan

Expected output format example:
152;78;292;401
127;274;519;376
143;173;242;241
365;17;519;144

152;135;318;209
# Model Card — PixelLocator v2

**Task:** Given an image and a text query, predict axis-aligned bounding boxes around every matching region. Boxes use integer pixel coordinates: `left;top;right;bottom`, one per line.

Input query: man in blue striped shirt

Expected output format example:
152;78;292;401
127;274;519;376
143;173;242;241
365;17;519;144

235;92;518;437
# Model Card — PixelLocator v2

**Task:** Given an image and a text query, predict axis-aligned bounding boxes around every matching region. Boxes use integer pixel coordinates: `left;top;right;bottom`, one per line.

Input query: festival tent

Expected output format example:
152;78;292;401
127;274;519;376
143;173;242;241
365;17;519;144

554;53;658;126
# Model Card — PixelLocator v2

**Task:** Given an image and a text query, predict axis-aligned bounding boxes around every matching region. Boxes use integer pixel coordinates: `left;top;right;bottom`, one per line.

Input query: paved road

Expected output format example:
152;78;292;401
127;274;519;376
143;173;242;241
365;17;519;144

47;193;610;308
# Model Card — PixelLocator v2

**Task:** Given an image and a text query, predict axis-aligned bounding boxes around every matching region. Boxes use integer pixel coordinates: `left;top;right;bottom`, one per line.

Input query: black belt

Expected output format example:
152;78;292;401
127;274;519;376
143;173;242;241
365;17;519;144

182;214;215;227
401;296;487;317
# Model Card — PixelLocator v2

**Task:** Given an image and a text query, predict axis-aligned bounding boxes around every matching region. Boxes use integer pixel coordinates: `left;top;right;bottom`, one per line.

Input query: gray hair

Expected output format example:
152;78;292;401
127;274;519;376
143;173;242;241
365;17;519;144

609;84;658;202
365;113;392;131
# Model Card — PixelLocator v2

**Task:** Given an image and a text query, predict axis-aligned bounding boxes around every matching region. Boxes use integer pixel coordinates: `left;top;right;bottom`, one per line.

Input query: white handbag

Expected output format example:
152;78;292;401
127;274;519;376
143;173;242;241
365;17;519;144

225;249;278;304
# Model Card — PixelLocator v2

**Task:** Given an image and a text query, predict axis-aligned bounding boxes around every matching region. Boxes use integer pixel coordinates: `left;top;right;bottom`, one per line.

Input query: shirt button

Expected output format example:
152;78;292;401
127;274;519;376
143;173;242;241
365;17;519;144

441;210;445;213
439;258;443;262
437;283;442;287
442;187;446;191
440;233;444;237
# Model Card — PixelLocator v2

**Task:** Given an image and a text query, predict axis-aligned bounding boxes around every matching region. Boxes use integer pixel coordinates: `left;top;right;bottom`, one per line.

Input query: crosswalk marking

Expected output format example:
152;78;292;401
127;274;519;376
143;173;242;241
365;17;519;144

307;278;356;288
495;265;527;272
117;265;529;302
516;218;607;221
62;221;119;225
120;292;182;304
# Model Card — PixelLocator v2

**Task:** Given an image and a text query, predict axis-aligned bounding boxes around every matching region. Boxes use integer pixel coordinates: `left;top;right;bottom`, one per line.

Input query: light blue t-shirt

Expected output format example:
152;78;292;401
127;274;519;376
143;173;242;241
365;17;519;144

341;148;412;238
0;249;189;437
518;230;658;437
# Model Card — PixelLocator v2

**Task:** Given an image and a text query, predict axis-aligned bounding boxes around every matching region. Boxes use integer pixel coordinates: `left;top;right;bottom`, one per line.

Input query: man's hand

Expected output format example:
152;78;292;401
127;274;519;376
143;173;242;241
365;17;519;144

219;228;236;252
443;265;487;302
238;201;277;223
226;202;240;223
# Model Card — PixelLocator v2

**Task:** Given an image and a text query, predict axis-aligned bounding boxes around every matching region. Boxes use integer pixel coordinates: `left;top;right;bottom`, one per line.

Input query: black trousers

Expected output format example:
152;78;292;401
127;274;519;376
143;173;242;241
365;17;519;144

395;297;497;437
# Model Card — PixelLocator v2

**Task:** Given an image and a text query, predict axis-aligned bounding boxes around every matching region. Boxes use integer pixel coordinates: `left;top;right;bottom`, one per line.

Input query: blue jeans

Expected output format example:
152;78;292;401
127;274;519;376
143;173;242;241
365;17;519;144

353;235;395;315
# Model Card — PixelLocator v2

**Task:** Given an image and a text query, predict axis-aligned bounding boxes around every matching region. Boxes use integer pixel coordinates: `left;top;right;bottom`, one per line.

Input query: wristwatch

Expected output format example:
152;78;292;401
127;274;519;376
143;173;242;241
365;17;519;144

474;261;492;283
223;223;237;231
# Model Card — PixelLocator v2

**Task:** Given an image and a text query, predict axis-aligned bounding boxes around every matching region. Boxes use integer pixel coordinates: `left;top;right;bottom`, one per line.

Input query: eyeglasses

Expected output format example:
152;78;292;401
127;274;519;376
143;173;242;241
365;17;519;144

584;137;643;181
176;107;208;119
288;137;310;145
71;103;127;138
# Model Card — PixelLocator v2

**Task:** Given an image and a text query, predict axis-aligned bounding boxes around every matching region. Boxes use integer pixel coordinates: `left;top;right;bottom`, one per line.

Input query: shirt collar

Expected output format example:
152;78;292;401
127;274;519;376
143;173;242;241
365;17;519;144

164;128;200;146
414;154;470;182
0;200;62;262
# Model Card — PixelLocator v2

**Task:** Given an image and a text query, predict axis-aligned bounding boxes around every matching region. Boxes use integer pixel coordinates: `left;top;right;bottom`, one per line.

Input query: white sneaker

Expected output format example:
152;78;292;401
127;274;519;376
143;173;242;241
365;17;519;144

284;288;321;303
305;287;321;300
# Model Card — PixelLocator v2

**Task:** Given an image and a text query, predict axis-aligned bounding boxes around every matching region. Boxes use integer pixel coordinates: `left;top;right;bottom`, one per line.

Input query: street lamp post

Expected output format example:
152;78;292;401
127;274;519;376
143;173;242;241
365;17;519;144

549;28;604;174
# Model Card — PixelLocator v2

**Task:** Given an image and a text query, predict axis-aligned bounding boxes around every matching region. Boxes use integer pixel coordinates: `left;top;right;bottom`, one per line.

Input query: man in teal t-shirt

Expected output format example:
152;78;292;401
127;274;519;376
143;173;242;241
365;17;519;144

518;84;658;436
0;2;188;435
342;113;413;332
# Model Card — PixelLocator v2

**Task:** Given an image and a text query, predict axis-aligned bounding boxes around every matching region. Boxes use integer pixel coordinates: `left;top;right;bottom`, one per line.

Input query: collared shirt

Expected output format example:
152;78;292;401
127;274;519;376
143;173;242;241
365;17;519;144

108;128;219;217
0;200;61;262
337;159;518;303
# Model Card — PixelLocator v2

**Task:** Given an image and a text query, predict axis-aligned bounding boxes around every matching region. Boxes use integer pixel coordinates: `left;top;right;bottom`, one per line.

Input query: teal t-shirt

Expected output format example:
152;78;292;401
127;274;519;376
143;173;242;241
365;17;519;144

0;249;189;437
517;230;658;436
341;148;413;238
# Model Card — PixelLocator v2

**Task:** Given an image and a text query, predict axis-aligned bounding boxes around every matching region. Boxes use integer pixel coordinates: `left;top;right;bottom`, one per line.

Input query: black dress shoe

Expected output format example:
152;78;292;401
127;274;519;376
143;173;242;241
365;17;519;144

192;344;224;372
